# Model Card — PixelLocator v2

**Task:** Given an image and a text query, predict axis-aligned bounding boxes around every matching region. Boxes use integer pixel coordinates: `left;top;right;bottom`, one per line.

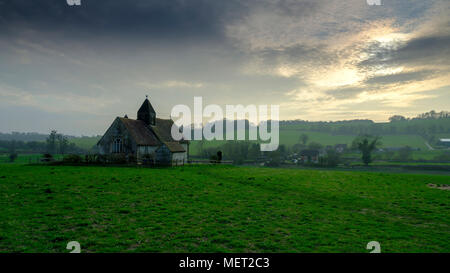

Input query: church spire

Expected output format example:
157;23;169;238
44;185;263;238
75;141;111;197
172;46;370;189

137;96;156;126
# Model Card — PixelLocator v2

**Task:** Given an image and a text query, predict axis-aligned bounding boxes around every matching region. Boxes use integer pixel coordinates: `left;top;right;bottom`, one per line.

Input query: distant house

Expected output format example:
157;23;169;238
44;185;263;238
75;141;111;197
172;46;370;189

440;139;450;147
97;97;189;165
299;149;319;163
334;144;347;153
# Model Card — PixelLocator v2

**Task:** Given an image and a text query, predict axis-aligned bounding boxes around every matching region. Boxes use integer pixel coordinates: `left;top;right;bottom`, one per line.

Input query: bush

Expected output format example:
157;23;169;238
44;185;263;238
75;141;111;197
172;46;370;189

41;153;54;162
109;154;127;164
9;153;18;162
209;154;218;162
63;154;83;163
96;154;108;164
85;154;97;164
322;150;341;167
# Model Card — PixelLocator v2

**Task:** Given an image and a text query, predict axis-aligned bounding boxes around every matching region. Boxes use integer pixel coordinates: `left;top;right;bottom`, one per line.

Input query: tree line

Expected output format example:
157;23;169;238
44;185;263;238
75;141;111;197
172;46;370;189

1;130;85;161
280;111;450;141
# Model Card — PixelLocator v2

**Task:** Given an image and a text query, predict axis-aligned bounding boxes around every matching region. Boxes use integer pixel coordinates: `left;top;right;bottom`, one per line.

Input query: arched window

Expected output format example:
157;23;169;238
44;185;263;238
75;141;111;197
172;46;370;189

113;138;123;153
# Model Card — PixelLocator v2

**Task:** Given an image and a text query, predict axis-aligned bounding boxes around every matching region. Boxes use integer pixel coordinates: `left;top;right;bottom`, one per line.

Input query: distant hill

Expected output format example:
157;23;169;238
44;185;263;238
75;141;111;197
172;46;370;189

188;111;450;155
0;132;101;152
67;136;101;150
0;132;48;142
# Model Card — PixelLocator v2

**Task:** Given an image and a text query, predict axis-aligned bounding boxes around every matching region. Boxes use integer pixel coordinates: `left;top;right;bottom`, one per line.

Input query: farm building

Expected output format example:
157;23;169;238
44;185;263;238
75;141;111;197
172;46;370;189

439;139;450;147
299;149;319;163
334;144;347;153
97;97;189;165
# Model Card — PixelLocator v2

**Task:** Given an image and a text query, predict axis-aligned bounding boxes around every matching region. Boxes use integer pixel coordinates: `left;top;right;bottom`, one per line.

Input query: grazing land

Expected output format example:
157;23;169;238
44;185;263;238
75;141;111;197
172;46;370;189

188;131;434;156
0;164;448;253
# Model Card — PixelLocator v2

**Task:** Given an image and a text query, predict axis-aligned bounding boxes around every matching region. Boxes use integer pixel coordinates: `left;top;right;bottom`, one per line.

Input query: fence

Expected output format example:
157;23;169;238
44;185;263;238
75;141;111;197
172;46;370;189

188;159;233;165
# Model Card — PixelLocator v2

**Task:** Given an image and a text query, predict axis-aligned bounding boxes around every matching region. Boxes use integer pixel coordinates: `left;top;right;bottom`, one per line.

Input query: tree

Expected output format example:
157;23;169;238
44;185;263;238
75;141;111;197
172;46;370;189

9;153;18;162
278;144;287;158
389;115;406;122
308;141;322;150
248;143;260;159
352;135;382;166
46;130;58;155
266;150;281;166
321;149;341;167
57;134;69;155
291;143;305;153
299;134;309;145
8;140;17;162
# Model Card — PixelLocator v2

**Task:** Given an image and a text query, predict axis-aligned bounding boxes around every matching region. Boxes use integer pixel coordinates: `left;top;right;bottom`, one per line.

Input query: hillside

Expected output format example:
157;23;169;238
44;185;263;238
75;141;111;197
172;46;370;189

188;113;450;156
0;164;448;252
188;129;431;156
67;136;101;150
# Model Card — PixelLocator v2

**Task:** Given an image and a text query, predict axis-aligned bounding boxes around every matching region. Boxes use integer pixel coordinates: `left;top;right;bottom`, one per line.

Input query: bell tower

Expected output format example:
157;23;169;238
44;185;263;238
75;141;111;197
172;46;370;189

137;95;156;126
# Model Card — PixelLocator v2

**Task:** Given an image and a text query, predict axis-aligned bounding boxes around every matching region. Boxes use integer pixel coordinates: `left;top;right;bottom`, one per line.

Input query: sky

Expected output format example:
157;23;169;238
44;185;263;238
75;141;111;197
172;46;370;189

0;0;449;135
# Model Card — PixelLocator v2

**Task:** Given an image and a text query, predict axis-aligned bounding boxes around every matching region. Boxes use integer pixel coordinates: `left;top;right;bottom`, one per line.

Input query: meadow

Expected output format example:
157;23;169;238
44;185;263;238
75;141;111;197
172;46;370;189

0;164;449;253
68;136;101;150
188;130;432;156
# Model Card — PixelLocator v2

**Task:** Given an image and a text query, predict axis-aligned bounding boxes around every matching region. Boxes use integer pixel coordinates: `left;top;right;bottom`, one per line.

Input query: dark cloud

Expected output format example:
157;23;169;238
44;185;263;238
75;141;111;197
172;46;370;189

364;70;435;85
0;0;247;42
392;35;450;65
359;33;450;70
261;44;336;65
262;0;319;17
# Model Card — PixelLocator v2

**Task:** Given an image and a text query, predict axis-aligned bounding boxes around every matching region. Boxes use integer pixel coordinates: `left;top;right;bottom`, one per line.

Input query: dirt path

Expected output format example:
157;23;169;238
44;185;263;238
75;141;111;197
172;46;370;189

425;142;434;150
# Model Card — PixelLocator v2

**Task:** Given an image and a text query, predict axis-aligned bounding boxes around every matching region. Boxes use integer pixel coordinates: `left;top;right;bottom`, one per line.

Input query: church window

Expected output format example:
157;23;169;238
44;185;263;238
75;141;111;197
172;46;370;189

113;138;123;153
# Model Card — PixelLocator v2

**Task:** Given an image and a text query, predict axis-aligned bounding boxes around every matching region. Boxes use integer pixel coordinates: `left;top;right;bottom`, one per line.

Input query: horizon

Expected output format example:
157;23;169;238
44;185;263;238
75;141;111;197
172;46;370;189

0;109;448;137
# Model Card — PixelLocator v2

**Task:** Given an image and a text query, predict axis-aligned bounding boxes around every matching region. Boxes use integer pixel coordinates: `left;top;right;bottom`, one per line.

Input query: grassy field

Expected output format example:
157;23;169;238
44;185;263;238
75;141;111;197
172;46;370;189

278;130;428;150
188;129;431;156
68;136;101;150
0;164;449;253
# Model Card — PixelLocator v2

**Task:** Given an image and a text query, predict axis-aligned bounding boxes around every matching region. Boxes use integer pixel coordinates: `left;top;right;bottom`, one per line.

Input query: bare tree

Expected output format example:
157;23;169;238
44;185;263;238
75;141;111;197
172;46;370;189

299;133;309;145
57;134;69;155
46;130;58;155
352;135;382;166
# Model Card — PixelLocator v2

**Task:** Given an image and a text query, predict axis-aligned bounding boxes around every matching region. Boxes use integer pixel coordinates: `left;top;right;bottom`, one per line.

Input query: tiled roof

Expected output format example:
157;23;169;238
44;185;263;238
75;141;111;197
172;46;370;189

119;117;187;153
119;118;160;146
151;118;176;142
163;141;186;153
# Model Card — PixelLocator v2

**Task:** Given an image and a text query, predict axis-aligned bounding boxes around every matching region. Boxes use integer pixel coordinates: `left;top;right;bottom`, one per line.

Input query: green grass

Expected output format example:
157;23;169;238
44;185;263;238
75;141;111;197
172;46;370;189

0;164;449;253
366;161;450;166
381;135;428;150
68;136;101;150
279;130;354;147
